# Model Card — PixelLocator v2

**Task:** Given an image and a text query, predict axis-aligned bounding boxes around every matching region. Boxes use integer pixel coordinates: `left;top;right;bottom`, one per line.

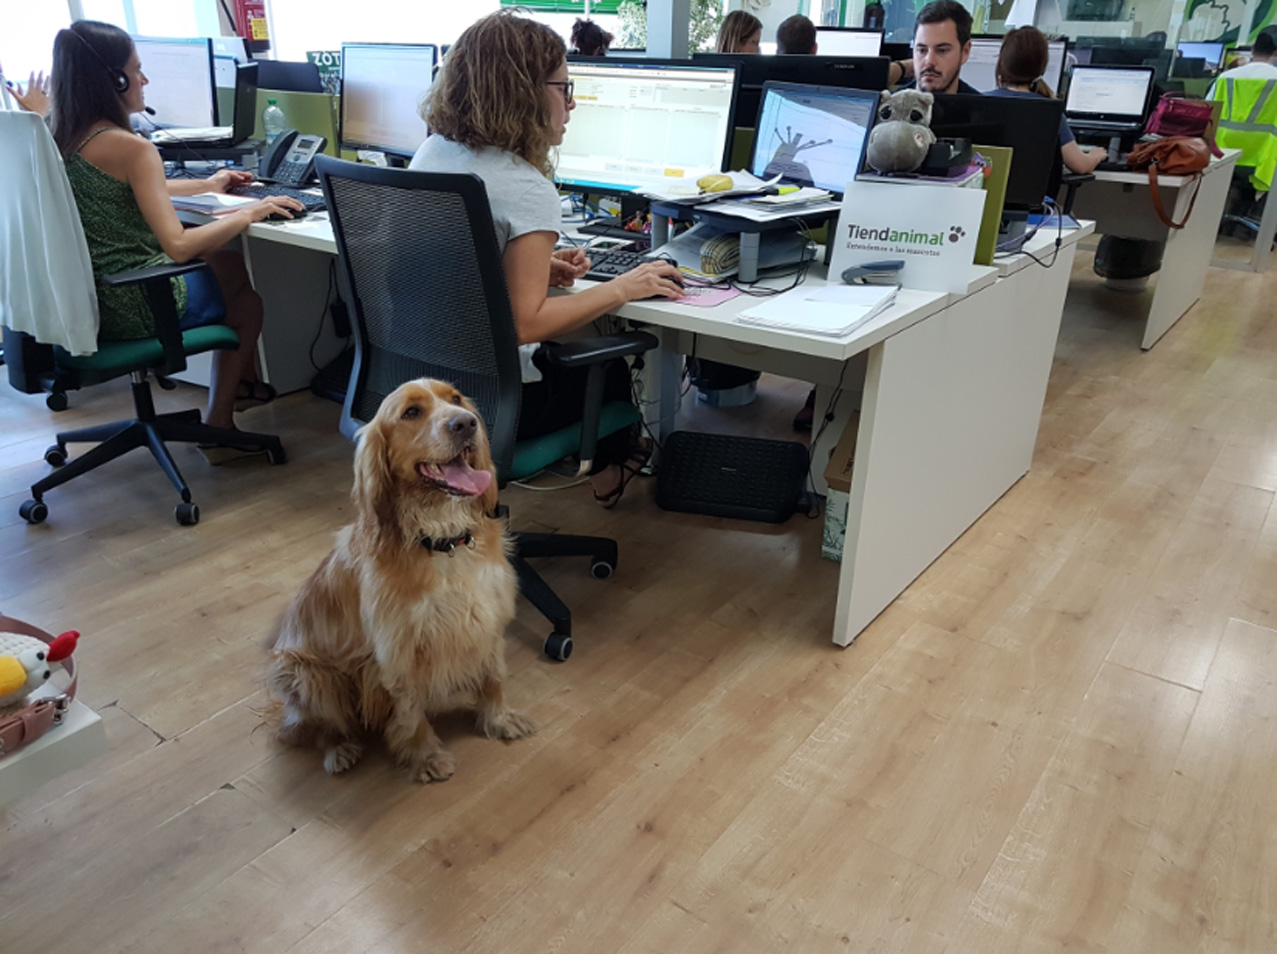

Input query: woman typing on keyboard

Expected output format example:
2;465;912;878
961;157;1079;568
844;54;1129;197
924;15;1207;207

411;11;685;507
45;21;304;442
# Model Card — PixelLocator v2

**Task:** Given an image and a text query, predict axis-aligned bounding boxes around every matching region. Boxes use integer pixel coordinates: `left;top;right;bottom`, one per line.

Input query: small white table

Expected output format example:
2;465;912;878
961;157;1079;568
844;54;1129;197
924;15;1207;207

0;698;105;805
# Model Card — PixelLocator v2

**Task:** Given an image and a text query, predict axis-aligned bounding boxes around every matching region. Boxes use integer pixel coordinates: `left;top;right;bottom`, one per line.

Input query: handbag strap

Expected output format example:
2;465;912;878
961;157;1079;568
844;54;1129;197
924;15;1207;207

0;613;78;758
1146;162;1203;230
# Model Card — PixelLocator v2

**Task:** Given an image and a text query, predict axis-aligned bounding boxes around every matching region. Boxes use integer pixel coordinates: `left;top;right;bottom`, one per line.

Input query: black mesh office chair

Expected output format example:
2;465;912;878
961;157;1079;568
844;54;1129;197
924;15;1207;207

315;156;657;660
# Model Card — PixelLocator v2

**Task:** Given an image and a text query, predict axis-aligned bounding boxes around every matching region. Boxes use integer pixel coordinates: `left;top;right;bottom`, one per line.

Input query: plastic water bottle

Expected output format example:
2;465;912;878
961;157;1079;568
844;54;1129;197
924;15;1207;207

262;98;287;144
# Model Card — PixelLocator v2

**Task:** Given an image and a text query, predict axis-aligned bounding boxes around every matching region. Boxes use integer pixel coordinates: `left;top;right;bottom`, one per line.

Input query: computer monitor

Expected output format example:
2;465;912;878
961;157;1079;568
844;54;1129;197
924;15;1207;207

339;43;437;158
1176;40;1225;68
255;60;325;93
882;41;912;63
131;36;215;129
750;82;878;194
557;60;738;196
1064;65;1156;129
929;94;1064;211
813;28;883;57
692;53;890;128
963;36;1068;93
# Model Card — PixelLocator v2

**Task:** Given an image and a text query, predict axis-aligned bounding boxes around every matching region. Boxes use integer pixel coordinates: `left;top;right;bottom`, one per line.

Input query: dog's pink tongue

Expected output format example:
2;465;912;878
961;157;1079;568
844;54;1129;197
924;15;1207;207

440;459;492;497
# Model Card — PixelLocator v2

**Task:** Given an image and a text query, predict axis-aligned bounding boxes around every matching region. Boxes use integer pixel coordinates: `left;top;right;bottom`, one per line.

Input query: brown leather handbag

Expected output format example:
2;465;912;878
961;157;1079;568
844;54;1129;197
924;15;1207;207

1125;137;1212;230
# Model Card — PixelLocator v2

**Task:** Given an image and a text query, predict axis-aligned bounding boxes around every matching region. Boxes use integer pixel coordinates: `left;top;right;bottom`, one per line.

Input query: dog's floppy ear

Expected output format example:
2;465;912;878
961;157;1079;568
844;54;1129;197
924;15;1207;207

463;395;501;515
352;415;398;529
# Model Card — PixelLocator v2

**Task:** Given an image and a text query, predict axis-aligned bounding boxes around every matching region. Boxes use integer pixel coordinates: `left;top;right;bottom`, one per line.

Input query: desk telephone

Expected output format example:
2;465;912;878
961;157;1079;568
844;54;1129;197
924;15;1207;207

259;129;325;187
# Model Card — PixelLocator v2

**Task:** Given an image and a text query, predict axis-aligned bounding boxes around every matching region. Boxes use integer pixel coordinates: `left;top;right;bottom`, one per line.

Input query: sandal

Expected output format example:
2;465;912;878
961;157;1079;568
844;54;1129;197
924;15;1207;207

234;379;278;412
592;440;653;509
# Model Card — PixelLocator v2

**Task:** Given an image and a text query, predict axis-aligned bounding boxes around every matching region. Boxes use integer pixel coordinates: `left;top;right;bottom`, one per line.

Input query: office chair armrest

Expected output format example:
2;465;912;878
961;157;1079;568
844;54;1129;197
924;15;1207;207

1058;172;1095;218
97;260;209;288
540;332;659;476
99;261;208;377
540;331;659;369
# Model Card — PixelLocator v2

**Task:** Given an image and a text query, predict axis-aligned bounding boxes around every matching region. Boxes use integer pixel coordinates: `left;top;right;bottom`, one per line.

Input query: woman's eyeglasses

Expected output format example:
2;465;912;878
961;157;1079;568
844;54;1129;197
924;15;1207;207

546;79;575;106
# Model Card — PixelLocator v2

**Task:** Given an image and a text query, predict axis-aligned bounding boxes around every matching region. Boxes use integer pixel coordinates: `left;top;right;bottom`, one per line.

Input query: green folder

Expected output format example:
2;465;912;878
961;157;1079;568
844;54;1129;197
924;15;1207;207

972;144;1011;267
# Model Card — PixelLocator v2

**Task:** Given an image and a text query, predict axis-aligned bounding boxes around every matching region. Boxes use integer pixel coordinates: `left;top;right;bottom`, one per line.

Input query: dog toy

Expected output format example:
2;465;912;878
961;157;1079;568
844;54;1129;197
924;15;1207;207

865;89;936;175
0;630;78;711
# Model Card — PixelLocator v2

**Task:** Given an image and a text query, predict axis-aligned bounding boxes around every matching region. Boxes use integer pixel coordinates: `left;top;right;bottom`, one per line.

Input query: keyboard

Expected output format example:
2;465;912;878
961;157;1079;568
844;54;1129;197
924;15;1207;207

227;182;328;213
583;249;651;282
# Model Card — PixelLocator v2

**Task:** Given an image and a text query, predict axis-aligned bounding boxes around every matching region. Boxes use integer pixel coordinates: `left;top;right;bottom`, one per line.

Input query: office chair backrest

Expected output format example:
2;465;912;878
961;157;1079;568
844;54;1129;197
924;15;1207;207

0;111;100;357
315;155;523;475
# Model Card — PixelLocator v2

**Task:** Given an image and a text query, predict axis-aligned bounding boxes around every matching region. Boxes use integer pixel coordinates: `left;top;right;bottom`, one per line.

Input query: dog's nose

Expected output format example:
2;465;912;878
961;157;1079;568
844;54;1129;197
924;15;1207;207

447;413;478;439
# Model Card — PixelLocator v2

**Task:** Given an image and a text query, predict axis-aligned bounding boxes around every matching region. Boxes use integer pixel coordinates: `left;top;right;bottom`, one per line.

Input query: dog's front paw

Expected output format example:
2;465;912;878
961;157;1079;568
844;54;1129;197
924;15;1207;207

479;708;538;741
408;748;455;783
323;741;364;775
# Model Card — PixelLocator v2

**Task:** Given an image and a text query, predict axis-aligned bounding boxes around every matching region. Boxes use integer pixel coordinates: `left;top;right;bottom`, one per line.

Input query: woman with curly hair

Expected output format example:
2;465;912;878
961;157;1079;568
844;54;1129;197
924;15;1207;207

411;11;682;505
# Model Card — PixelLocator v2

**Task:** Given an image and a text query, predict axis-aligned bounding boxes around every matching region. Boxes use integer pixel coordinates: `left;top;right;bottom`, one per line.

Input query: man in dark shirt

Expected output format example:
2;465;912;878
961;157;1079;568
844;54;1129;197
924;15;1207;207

905;0;982;95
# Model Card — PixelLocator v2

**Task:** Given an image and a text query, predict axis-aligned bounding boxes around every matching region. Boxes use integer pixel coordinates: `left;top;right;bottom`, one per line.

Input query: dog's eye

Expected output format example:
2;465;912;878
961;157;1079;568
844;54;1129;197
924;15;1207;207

402;406;421;419
879;107;893;121
910;109;924;122
451;394;463;405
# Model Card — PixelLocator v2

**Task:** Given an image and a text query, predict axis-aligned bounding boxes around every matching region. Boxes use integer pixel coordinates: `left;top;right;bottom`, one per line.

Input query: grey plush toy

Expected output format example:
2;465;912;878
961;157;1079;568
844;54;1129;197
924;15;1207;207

865;89;936;175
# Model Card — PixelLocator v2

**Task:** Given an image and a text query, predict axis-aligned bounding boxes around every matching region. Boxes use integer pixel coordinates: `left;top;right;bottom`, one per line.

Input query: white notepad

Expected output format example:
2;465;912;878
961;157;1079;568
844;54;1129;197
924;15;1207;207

737;284;898;337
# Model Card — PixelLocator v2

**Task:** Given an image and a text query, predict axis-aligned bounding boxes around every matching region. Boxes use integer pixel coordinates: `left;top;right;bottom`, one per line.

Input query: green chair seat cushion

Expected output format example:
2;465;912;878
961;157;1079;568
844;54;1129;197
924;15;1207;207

508;400;641;481
56;325;241;382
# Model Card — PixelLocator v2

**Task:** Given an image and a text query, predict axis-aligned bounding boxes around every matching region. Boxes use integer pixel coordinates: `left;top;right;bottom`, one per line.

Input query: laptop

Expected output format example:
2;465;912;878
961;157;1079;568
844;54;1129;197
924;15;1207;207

749;82;879;196
1064;65;1156;134
152;62;259;147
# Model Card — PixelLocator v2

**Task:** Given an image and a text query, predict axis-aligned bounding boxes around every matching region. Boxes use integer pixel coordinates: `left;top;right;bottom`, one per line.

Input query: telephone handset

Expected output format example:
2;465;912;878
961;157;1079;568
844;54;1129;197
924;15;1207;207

258;129;326;187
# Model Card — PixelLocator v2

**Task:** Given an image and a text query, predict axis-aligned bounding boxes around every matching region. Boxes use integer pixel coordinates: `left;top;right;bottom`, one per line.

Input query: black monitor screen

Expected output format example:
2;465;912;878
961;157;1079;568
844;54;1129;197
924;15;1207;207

929;94;1064;210
693;53;890;128
751;82;878;194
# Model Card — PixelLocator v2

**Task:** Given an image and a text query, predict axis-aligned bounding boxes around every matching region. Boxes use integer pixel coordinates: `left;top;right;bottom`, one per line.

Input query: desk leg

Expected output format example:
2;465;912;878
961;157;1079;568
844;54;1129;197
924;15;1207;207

833;249;1074;645
648;327;682;446
1250;183;1277;273
1142;164;1232;349
241;237;346;394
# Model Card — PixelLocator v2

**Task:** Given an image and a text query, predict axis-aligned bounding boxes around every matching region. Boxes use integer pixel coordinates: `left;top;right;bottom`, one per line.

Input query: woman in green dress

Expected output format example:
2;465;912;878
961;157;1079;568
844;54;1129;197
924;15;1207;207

47;20;302;434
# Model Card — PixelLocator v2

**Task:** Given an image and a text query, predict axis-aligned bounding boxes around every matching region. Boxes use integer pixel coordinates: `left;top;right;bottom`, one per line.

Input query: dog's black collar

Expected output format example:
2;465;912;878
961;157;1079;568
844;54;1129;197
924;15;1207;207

419;530;474;555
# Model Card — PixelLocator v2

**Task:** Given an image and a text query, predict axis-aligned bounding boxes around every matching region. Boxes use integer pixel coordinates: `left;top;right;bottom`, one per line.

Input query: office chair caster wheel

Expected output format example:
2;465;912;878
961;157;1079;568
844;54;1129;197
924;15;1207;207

267;446;288;465
544;632;573;661
589;559;614;580
44;445;67;467
175;502;200;526
46;392;68;412
19;499;48;524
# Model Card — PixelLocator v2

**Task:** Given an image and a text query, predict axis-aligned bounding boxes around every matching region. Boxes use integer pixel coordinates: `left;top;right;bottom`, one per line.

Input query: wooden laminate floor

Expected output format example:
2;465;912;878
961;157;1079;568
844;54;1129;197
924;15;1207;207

2;248;1275;953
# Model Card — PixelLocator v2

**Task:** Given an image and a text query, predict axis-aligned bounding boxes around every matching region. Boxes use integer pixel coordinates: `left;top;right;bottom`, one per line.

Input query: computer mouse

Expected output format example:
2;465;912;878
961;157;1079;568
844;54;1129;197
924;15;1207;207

268;208;307;222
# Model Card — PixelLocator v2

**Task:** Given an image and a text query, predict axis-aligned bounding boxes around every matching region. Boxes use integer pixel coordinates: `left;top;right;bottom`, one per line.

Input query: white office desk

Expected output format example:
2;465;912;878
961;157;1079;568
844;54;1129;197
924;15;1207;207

232;214;1093;646
606;225;1093;645
1069;150;1238;349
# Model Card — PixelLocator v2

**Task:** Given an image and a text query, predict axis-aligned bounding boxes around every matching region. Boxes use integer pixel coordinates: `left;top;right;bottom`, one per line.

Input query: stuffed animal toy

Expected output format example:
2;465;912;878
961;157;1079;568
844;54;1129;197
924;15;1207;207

865;89;936;175
0;630;78;711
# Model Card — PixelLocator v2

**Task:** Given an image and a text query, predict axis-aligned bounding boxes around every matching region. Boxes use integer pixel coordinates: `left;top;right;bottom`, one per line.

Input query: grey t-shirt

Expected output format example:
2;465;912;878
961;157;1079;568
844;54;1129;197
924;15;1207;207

408;136;561;252
408;137;562;381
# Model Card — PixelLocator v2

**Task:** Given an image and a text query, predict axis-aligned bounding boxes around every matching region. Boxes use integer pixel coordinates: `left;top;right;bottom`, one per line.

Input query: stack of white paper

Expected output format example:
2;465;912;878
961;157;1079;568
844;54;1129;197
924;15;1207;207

737;283;898;337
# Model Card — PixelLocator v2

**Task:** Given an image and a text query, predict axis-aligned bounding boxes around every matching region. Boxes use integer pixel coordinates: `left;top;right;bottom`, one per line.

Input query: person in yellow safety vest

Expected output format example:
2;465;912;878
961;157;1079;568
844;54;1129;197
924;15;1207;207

1212;72;1277;191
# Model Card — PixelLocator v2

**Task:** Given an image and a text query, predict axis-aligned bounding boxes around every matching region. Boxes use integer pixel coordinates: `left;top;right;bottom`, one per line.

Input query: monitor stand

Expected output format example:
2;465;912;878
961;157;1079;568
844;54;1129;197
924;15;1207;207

997;209;1032;253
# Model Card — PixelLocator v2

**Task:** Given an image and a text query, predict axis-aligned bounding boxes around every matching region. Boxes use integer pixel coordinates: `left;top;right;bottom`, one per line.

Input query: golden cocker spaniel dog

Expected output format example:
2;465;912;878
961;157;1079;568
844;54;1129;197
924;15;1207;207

265;378;535;782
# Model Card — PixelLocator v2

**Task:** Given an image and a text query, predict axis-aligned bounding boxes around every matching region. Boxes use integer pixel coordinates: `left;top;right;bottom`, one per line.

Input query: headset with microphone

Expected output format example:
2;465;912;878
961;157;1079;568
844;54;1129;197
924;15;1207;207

68;25;130;94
